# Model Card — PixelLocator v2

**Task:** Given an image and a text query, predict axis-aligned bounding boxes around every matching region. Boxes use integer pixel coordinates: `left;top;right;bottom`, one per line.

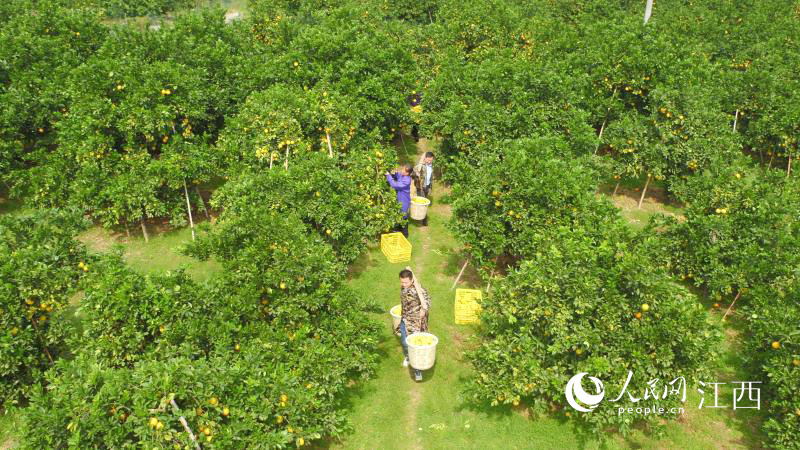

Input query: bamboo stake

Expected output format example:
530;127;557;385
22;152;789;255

637;174;651;209
787;155;792;177
451;259;469;290
593;119;607;155
768;153;774;169
195;186;210;220
269;152;274;170
732;109;739;132
284;146;289;171
644;0;654;24
326;131;334;158
170;399;201;450
594;88;617;155
721;291;742;322
141;214;149;243
183;178;195;241
612;181;620;196
486;267;495;294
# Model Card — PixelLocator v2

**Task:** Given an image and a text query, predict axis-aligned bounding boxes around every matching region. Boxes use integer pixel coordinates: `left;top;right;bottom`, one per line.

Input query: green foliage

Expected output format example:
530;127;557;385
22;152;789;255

23;214;380;447
741;283;800;450
100;0;194;18
209;152;402;263
467;226;721;435
0;209;90;406
449;137;617;275
652;167;800;301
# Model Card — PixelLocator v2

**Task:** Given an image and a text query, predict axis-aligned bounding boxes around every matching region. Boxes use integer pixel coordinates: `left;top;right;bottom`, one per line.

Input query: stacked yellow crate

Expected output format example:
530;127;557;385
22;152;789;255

454;288;482;324
380;232;412;263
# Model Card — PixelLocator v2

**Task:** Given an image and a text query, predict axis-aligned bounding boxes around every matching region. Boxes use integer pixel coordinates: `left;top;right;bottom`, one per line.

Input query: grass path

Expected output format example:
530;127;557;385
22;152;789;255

335;138;587;449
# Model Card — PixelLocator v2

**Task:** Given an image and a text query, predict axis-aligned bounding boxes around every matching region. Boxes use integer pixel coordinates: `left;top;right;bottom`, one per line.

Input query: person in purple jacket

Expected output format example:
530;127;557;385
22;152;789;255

385;163;413;238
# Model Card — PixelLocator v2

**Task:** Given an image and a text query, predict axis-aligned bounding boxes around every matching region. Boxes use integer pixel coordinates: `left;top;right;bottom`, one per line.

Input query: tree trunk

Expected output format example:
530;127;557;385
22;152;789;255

124;219;130;238
637;175;651;209
183;178;195;241
141;214;149;243
768;153;774;169
613;182;620;196
326;131;334;158
195;186;210;220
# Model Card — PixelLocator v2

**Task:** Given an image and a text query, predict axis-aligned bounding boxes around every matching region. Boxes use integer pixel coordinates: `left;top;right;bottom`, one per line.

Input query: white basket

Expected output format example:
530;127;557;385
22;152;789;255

390;304;402;336
406;332;438;370
409;196;431;221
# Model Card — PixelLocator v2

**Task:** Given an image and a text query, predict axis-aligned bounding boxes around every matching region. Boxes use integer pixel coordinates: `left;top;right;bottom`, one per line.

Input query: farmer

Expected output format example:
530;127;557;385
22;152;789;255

412;151;434;226
395;268;431;381
385;163;413;238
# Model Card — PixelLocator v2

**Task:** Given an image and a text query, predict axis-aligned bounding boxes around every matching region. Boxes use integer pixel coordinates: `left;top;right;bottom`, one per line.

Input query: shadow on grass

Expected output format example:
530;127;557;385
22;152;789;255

347;244;379;280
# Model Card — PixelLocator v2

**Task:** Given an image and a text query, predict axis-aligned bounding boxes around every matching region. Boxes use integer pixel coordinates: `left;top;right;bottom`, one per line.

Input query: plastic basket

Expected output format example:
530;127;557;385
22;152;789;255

380;232;412;263
454;288;482;325
409;196;431;221
406;332;438;370
390;304;402;336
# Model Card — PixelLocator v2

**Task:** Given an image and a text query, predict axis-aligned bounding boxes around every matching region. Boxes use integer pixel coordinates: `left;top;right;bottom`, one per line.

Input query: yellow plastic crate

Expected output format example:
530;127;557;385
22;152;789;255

455;288;482;324
380;232;412;263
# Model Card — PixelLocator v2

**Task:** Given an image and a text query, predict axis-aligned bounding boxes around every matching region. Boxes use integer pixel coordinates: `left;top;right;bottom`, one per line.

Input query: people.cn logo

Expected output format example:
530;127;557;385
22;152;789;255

565;373;605;412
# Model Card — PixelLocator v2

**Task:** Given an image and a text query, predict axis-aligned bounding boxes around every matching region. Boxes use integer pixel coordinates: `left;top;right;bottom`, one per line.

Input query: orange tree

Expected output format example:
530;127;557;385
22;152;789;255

209;152;402;264
467;225;721;435
651;166;800;303
0;0;106;197
216;84;361;172
247;0;419;134
448;137;616;277
0;209;91;407
422;48;595;184
22;209;380;447
741;283;800;449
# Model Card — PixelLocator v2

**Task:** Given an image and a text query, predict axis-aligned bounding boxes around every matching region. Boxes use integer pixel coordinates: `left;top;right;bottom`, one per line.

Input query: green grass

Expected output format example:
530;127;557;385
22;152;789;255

78;223;221;282
0;409;20;450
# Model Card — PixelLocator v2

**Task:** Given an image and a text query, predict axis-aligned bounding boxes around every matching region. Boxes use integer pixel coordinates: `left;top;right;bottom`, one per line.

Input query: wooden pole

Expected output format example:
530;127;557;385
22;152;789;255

451;259;469;290
326;131;334;158
183;178;195;241
637;174;651;209
732;109;739;131
485;257;498;294
170;399;201;450
195;186;210;220
140;214;149;243
593;119;607;155
594;88;616;155
787;155;792;177
721;291;742;322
